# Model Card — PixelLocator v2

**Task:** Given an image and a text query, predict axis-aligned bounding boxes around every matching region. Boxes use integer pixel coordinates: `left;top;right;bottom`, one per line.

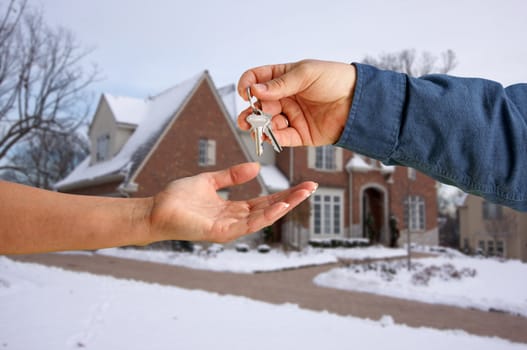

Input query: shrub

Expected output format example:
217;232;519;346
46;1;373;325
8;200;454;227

257;244;271;253
235;243;250;253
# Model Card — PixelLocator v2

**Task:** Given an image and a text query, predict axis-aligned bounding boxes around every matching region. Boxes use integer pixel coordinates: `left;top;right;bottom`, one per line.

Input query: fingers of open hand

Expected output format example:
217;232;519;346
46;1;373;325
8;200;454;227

248;181;317;211
247;185;314;232
221;182;317;242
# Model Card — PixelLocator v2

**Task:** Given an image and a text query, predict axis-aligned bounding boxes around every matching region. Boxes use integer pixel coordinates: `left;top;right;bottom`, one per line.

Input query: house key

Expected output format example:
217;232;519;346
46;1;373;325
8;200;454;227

246;87;283;156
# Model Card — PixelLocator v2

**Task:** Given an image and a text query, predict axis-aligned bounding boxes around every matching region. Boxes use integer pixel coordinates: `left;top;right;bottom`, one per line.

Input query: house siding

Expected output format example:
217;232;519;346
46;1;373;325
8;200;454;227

459;194;527;262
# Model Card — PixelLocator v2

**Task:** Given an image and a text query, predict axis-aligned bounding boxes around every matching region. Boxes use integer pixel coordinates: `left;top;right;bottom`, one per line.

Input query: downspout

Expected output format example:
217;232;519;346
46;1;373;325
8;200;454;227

348;168;353;238
289;147;294;183
288;147;295;247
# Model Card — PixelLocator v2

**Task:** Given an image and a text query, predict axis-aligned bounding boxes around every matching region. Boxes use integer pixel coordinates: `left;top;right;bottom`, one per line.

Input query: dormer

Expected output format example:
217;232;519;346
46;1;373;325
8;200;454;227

88;94;147;165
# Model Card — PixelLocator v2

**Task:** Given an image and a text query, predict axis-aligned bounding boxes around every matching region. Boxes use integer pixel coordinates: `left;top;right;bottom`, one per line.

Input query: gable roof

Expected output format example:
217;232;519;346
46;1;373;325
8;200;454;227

55;71;206;191
56;70;288;196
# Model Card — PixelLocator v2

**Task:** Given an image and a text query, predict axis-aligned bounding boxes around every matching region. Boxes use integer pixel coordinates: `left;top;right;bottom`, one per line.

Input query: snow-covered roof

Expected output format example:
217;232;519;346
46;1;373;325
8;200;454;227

346;155;374;172
104;94;149;126
380;163;395;174
260;165;289;192
217;84;236;119
55;71;206;190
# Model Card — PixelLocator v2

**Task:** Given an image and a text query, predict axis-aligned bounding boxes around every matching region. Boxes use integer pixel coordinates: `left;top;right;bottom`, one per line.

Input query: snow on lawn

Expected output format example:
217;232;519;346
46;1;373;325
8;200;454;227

95;245;407;273
1;257;525;350
314;255;527;317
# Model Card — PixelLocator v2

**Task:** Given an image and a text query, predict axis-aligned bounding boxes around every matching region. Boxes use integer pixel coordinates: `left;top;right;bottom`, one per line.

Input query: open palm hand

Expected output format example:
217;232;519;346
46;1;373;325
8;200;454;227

149;163;317;243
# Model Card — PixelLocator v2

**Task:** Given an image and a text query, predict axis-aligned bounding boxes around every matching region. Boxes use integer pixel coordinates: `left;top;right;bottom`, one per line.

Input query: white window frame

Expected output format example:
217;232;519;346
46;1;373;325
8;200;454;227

308;146;342;172
311;187;344;236
404;195;425;232
199;139;216;166
96;133;110;162
407;167;416;181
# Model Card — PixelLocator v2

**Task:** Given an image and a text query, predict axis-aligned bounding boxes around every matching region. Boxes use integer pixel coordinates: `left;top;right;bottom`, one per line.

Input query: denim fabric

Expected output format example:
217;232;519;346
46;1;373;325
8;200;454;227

336;63;527;211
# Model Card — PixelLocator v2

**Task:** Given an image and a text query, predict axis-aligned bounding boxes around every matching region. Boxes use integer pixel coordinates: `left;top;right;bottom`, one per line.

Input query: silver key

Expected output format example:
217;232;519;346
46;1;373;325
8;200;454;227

246;88;283;156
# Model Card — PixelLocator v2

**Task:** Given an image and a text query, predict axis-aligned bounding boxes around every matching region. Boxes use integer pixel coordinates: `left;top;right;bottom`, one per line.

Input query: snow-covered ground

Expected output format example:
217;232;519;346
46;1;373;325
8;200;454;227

66;245;527;318
95;245;407;273
1;257;525;350
315;255;527;317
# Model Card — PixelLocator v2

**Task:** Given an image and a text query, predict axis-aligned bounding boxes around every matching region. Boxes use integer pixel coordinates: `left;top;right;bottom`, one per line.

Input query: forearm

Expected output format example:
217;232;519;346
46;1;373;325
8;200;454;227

337;63;527;210
0;181;154;254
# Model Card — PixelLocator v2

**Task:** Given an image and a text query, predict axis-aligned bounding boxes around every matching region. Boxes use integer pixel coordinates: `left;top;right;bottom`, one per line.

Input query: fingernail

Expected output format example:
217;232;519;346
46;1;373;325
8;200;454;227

254;83;267;92
311;183;319;194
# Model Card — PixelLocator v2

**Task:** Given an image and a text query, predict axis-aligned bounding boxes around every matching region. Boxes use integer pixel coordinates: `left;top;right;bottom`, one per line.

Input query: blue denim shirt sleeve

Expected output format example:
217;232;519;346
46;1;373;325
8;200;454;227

336;63;527;211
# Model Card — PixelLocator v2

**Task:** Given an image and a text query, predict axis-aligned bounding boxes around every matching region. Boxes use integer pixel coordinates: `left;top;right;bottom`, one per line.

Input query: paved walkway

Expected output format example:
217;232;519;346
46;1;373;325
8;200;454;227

13;253;527;344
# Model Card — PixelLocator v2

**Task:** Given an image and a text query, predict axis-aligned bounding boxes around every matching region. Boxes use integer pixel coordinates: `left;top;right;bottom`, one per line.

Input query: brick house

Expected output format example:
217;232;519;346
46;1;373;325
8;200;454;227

274;146;438;248
458;194;527;262
56;71;438;248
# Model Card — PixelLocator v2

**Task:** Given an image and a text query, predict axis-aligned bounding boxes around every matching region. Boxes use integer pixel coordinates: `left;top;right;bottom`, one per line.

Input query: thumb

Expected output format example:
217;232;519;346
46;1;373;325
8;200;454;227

251;67;307;101
210;162;260;190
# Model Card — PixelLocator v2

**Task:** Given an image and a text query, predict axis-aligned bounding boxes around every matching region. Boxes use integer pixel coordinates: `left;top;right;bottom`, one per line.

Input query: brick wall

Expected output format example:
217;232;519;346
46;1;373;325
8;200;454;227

133;79;261;200
277;147;438;239
276;147;352;228
390;167;438;232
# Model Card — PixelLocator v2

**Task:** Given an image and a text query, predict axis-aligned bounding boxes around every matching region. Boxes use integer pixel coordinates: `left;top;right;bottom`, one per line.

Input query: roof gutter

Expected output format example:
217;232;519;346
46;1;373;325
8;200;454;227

55;173;125;193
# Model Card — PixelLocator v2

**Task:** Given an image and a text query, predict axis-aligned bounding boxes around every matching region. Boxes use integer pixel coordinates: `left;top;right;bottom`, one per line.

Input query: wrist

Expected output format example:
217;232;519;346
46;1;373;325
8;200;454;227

129;197;156;246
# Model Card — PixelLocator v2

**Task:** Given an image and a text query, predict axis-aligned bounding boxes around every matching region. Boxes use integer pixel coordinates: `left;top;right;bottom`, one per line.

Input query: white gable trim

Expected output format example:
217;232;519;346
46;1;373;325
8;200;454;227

88;95;117;138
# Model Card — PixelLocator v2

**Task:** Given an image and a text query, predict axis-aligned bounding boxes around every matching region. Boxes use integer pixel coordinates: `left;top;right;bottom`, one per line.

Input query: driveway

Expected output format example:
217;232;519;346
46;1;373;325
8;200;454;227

12;252;527;344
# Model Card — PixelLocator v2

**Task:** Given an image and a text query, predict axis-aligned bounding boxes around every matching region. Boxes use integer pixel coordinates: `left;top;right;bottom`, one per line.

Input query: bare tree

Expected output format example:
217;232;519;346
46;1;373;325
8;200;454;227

363;49;457;76
363;49;458;261
0;0;99;177
2;128;89;189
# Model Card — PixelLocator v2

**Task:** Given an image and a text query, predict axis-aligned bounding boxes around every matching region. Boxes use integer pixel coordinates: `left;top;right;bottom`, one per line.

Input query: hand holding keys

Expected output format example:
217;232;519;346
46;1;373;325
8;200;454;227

245;87;283;157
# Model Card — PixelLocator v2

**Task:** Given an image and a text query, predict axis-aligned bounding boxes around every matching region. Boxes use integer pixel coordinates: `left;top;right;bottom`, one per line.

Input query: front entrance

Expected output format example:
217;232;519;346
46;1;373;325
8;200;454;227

362;187;387;245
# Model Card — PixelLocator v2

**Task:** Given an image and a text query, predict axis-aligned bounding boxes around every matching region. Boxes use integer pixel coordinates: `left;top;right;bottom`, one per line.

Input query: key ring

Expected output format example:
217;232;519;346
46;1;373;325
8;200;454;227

247;87;261;114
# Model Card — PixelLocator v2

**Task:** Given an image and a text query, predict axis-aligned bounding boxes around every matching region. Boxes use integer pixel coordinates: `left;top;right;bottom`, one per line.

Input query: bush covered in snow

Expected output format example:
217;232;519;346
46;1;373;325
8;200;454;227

309;238;369;249
257;244;271;253
235;243;250;253
350;260;477;286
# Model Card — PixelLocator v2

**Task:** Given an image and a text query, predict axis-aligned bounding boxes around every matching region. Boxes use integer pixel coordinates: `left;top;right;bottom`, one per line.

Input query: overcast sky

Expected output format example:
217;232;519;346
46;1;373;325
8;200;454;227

38;0;527;104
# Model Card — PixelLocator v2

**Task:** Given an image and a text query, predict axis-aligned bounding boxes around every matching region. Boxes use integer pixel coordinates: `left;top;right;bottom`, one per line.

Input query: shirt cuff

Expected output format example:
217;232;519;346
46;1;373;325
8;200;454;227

335;63;406;163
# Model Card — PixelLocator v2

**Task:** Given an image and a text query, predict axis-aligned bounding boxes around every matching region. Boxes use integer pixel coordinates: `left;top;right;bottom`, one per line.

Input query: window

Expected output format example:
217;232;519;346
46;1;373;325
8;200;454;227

312;189;343;235
315;146;336;170
463;238;469;252
404;195;425;231
478;240;486;254
496;240;505;257
199;139;216;166
482;201;503;220
487;240;495;256
96;134;110;162
407;167;416;181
